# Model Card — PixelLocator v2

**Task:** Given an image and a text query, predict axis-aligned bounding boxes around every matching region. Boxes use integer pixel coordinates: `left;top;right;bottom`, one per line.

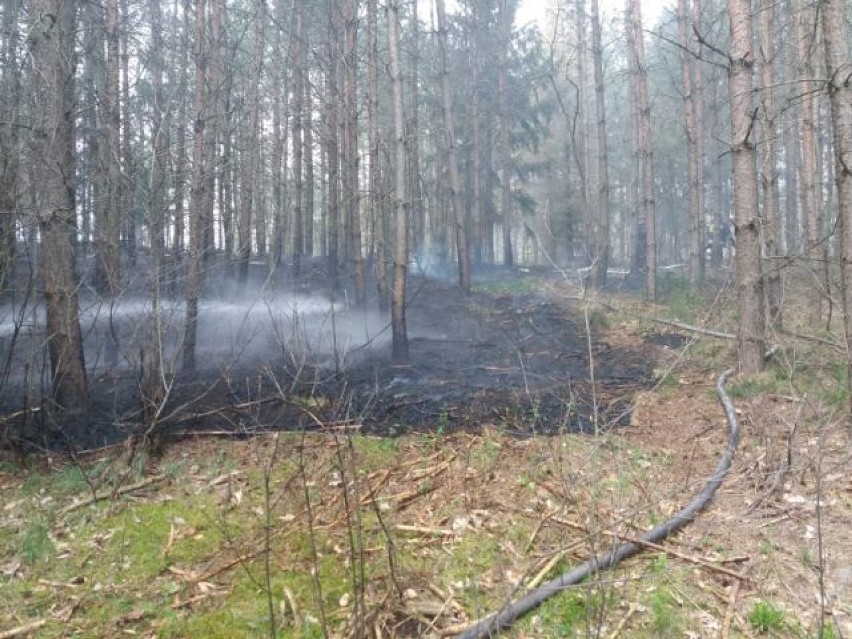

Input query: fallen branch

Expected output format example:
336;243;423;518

59;474;167;516
607;603;639;639
719;565;751;639
644;316;735;340
0;620;46;639
618;537;751;583
455;368;741;639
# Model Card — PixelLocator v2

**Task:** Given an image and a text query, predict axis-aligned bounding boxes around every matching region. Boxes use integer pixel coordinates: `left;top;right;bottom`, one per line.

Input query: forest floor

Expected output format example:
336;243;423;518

1;269;851;638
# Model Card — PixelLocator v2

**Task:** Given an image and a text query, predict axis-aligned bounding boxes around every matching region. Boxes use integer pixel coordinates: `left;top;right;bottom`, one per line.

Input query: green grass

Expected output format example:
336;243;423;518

535;589;608;636
21;519;52;564
659;277;706;324
649;590;684;637
748;600;786;633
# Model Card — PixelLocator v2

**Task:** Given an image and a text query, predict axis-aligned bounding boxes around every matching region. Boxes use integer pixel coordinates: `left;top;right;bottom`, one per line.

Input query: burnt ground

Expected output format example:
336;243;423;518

1;271;665;452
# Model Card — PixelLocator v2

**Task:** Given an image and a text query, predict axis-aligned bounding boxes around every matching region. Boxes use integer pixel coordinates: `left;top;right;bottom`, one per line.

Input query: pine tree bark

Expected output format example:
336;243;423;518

145;0;169;409
343;0;366;305
436;0;471;293
678;0;703;284
291;0;304;278
794;0;825;325
497;0;514;267
627;0;656;299
303;68;314;259
29;0;89;410
237;0;265;283
408;0;425;258
0;0;21;291
820;0;852;408
120;0;135;265
388;0;409;364
589;0;609;289
759;0;782;326
367;0;387;311
728;0;765;374
326;0;341;287
182;0;209;373
469;44;484;266
692;0;707;274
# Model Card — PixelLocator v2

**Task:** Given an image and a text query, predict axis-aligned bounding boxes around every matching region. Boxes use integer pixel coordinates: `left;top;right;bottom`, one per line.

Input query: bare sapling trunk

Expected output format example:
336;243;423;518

388;0;409;364
29;0;89;410
728;0;765;374
436;0;471;293
820;0;852;408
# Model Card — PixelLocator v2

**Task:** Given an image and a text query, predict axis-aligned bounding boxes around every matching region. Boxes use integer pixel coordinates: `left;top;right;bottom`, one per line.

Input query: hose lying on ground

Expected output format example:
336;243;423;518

456;368;740;639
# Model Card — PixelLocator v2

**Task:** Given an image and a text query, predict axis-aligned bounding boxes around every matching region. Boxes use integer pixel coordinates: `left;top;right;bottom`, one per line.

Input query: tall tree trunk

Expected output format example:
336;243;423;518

409;0;425;258
120;0;135;266
0;0;21;292
759;0;782;326
291;0;304;278
627;0;656;299
729;0;765;374
29;0;89;410
795;0;825;325
237;0;265;283
575;0;593;270
270;0;287;279
326;0;340;287
388;0;408;364
625;8;641;274
368;0;387;310
100;0;123;367
692;0;707;275
213;0;233;269
436;0;471;293
469;46;484;266
821;0;852;408
343;0;366;305
183;0;209;373
589;0;609;288
679;0;702;284
145;0;169;410
172;0;190;292
304;71;314;259
497;0;514;267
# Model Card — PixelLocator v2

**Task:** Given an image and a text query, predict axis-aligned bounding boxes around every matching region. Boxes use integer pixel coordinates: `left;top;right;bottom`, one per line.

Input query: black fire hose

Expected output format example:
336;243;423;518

456;368;740;639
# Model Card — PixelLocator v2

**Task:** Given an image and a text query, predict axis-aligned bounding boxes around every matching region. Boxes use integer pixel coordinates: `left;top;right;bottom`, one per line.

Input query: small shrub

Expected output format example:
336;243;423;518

748;600;785;633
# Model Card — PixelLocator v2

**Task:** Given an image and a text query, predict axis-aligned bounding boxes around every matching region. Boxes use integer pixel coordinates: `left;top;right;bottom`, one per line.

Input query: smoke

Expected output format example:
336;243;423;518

0;291;395;386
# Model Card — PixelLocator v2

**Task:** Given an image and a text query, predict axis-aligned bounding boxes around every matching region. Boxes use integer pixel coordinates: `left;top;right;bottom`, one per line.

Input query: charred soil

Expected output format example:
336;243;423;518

2;273;662;452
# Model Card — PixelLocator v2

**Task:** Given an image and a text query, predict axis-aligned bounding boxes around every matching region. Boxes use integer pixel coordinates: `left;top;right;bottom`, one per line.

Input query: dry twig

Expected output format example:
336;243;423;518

0;620;46;639
59;474;167;516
